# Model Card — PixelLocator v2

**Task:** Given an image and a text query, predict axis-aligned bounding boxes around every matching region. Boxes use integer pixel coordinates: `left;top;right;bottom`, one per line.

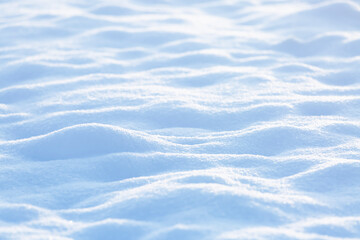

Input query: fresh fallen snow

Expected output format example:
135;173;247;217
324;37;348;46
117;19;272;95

1;0;360;239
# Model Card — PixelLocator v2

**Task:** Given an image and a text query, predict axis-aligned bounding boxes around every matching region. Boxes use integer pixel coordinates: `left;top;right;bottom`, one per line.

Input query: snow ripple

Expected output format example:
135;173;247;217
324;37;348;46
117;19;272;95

1;0;360;239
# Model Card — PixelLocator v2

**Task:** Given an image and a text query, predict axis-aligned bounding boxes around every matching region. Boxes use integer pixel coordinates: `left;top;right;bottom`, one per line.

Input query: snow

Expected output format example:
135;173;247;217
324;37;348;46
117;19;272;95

1;0;360;239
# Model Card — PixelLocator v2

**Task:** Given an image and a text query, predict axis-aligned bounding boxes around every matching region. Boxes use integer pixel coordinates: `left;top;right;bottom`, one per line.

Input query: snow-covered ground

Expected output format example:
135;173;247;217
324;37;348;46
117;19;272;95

1;0;360;239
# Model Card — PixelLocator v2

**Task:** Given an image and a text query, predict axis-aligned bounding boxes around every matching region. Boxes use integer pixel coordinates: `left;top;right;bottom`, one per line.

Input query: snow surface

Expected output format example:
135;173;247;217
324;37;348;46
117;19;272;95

1;0;360;239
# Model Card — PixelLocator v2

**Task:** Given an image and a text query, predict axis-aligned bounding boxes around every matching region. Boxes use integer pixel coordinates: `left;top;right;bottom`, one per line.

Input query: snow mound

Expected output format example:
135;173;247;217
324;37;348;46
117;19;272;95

2;124;166;160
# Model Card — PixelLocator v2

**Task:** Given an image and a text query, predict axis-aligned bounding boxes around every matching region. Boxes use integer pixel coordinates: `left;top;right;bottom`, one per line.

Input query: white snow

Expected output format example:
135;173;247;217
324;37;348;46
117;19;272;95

1;0;360;239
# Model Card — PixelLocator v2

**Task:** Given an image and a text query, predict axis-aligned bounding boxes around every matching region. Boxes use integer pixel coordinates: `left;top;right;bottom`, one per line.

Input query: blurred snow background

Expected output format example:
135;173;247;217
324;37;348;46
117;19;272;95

1;0;360;239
